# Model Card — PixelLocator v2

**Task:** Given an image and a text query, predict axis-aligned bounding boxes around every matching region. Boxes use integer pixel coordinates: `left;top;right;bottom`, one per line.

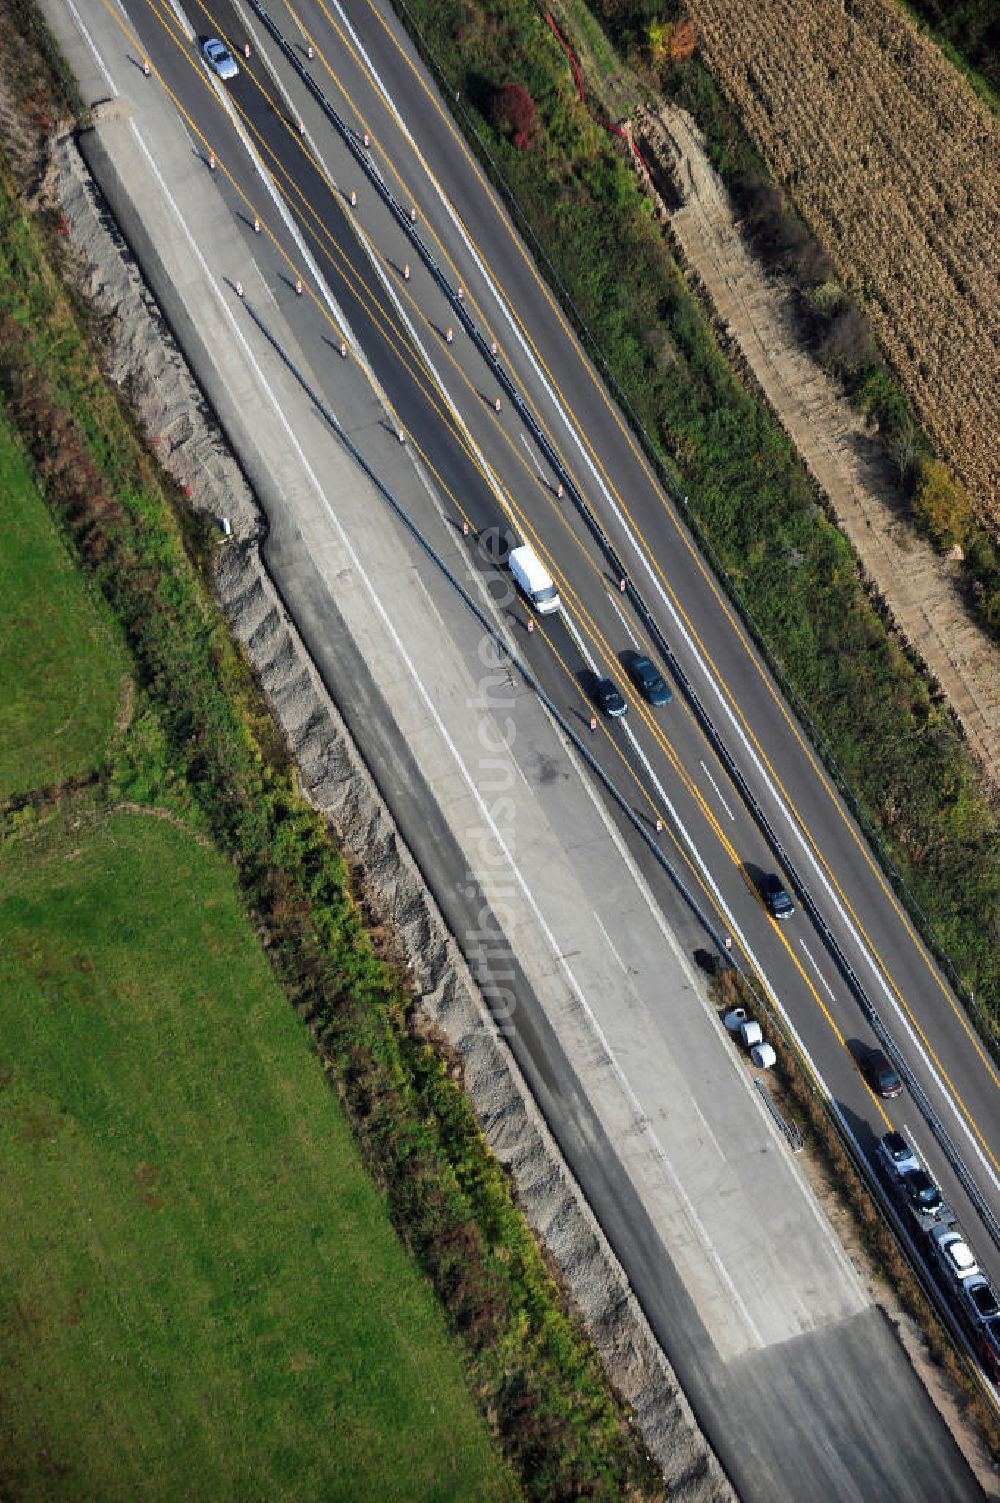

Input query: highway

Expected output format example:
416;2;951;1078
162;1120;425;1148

46;0;997;1494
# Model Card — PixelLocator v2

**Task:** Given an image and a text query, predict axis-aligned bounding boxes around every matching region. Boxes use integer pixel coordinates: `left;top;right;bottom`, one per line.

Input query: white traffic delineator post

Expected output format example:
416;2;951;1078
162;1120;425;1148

339;341;348;358
655;817;663;833
295;277;303;295
490;341;498;356
244;43;251;59
363;131;370;148
403;263;410;281
298;119;305;134
142;59;150;76
307;44;314;59
589;716;597;733
527;618;535;633
410;206;417;223
236;280;243;298
208;152;216;171
398;429;406;443
619;577;627;593
556;481;564;497
457;286;464;301
253;216;260;234
494;397;501;413
462;520;469;537
350;190;357;207
445;327;453;344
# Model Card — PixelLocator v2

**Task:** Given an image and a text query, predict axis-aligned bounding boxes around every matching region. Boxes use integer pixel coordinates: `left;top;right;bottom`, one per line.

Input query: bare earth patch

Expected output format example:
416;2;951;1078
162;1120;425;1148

636;102;1000;792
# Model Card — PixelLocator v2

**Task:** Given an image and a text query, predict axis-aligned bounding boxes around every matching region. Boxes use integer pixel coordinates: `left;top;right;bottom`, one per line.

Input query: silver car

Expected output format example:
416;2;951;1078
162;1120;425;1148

877;1130;919;1181
201;37;239;81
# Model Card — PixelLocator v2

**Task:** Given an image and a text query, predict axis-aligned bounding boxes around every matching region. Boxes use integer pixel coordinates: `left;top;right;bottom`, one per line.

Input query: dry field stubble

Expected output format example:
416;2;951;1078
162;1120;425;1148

687;0;1000;528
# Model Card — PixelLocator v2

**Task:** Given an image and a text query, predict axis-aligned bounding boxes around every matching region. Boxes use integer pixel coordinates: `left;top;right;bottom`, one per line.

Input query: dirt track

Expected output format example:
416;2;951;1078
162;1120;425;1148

637;103;1000;793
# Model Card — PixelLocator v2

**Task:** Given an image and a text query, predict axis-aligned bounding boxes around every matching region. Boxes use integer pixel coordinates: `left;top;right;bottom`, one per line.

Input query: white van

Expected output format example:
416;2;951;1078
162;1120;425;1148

509;544;560;615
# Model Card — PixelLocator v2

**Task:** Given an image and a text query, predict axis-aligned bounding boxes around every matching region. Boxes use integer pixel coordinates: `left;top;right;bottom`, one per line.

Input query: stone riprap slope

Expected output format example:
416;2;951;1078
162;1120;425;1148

689;0;1000;526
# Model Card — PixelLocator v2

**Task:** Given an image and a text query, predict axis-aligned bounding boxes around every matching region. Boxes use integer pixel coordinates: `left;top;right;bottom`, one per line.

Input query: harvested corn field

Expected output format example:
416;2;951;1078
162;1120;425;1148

688;0;1000;527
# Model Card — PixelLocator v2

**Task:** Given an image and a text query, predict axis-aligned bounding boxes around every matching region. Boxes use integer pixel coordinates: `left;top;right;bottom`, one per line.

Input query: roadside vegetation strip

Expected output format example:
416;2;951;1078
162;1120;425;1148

0;810;517;1503
0;401;127;799
0;105;662;1503
390;0;1000;1035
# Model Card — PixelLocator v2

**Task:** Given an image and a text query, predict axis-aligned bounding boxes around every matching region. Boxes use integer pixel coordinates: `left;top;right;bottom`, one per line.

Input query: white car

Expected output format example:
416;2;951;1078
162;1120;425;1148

201;37;239;81
928;1224;978;1285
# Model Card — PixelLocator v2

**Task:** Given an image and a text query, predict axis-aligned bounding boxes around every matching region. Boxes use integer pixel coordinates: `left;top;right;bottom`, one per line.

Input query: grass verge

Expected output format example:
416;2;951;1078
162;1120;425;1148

0;809;516;1503
0;401;127;799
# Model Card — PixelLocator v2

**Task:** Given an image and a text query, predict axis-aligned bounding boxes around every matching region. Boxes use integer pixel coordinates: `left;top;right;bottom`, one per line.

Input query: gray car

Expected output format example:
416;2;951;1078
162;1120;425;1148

201;37;239;80
876;1130;919;1182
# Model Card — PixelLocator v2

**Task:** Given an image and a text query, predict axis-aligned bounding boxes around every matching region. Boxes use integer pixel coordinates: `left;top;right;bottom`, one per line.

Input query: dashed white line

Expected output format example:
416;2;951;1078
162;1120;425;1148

700;758;736;821
799;937;837;1004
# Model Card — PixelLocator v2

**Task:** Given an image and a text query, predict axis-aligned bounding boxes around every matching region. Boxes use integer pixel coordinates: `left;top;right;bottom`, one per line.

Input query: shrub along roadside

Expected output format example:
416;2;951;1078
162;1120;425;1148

0;169;662;1503
393;0;1000;1035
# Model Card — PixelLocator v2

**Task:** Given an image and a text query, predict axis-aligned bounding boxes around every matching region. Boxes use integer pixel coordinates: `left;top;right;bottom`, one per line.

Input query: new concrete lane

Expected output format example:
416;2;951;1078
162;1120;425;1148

45;0;989;1494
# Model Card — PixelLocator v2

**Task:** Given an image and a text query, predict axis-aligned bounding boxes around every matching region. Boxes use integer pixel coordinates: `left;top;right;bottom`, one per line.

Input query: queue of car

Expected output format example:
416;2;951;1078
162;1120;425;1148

877;1129;999;1381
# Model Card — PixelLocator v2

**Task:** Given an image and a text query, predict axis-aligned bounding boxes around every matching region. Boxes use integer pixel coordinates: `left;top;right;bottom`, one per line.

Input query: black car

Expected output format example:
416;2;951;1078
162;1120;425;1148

861;1047;903;1099
629;654;672;706
898;1168;943;1217
593;675;627;719
761;872;795;920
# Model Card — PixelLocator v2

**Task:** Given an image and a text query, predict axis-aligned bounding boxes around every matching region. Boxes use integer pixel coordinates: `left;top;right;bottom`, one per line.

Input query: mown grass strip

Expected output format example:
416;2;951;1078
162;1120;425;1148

0;402;127;799
0;810;516;1503
392;0;1000;1035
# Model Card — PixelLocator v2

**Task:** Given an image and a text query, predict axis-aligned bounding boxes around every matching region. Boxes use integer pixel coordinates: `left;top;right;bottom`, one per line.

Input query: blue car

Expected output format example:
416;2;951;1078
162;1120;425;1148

629;654;672;706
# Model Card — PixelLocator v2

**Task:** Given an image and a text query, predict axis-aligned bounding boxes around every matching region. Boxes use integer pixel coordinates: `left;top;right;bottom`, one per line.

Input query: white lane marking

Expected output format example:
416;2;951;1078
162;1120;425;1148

121;121;765;1344
691;1098;726;1163
520;431;547;481
61;0;117;89
594;913;628;978
61;0;868;1324
605;586;642;651
328;3;998;1194
700;759;736;822
799;938;837;1004
561;706;869;1306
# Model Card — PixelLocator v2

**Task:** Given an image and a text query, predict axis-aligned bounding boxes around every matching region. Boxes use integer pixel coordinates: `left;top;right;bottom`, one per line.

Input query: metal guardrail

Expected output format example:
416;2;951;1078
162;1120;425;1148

755;1080;803;1153
238;294;727;957
243;0;1000;1258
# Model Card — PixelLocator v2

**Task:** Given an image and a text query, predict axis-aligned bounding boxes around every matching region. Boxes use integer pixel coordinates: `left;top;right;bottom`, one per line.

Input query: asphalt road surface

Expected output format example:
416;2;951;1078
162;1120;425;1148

44;0;996;1495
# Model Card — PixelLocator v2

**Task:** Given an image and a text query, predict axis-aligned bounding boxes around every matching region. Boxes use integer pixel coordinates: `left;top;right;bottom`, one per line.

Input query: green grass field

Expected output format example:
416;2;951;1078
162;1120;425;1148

0;403;127;799
0;810;514;1503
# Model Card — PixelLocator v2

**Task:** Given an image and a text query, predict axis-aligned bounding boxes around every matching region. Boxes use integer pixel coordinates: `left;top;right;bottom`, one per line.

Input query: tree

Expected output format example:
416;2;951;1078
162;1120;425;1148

911;457;973;552
491;81;536;149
